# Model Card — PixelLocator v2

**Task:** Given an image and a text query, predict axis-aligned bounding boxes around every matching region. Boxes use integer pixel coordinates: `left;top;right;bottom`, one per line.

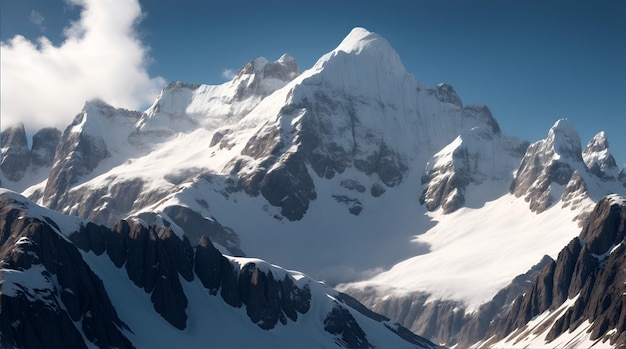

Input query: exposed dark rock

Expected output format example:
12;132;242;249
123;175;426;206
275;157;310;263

210;130;226;147
582;131;618;179
194;235;230;294
237;262;312;330
70;217;194;330
42;101;142;214
324;304;371;348
106;219;129;267
238;264;283;329
462;104;500;134
480;195;626;347
340;179;366;193
70;221;108;256
1;123;30;182
335;292;439;349
510;119;585;213
421;126;526;213
233;55;299;100
0;201;133;349
151;227;190;330
44;113;108;208
31;127;62;168
579;196;626;255
163;205;243;255
258;153;317;221
551;238;581;305
370;182;386;197
52;178;146;228
241;125;282;159
430;83;463;108
193;236;313;329
333;195;363;215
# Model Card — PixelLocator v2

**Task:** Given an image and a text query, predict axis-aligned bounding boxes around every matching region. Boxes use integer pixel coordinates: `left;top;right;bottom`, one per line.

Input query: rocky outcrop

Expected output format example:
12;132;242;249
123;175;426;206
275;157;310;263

324;304;371;348
510;120;625;214
510;119;585;212
479;195;626;347
1;190;436;348
1;123;30;182
421;125;528;213
43;100;142;210
430;83;462;108
0;197;133;349
30;127;62;168
582;131;619;180
619;167;626;187
159;205;243;255
233;54;299;100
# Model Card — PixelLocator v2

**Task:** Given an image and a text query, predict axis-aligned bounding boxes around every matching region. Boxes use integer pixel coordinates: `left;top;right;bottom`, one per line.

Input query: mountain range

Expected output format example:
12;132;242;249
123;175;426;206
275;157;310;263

1;27;625;348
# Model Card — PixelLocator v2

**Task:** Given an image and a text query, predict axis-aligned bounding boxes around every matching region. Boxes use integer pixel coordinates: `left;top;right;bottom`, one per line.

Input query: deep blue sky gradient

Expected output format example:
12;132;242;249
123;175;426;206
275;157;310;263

1;0;625;166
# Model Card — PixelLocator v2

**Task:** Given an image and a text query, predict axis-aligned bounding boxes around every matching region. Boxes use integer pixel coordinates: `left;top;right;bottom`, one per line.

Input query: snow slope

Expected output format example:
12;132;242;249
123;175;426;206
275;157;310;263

0;188;437;348
3;27;625;347
337;189;587;311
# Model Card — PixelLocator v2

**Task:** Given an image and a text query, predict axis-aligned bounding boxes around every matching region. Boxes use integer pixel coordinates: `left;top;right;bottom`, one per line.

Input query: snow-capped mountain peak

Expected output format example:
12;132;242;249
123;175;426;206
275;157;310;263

546;118;583;162
233;54;299;93
334;27;393;55
510;117;625;213
138;54;299;137
583;131;619;179
305;27;409;89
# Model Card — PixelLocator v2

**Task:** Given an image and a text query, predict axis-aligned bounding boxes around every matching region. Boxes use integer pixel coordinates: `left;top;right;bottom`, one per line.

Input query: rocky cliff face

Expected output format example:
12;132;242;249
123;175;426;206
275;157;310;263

475;195;626;348
43;100;142;210
582;131;619;180
0;190;438;348
0;193;133;348
1;123;31;182
342;256;551;347
420;122;528;213
510;119;623;214
1;124;61;190
30;127;62;168
510;119;586;212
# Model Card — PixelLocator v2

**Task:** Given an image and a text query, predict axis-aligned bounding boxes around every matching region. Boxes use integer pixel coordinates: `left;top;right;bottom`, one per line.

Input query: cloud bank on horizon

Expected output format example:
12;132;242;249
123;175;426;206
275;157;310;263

0;0;165;133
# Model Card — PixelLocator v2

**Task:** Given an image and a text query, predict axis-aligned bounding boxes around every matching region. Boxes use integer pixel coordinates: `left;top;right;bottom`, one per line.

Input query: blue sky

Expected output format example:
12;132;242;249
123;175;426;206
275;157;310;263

1;0;625;166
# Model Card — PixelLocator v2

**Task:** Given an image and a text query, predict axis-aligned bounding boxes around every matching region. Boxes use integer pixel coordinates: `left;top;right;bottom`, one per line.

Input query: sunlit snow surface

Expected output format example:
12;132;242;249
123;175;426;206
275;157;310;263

10;27;624;328
0;189;427;349
338;187;589;311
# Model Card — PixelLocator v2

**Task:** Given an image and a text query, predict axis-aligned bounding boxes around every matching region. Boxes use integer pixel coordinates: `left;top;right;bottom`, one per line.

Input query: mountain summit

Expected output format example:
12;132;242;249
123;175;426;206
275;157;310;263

1;27;625;348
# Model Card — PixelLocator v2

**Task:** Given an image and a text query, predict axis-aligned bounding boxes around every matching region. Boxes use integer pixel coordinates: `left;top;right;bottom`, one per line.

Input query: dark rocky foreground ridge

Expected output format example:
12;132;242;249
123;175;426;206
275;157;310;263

477;194;626;348
0;190;439;349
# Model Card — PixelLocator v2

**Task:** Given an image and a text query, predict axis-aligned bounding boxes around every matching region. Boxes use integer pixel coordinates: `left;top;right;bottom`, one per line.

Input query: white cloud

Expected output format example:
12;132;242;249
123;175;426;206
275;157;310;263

221;68;236;80
30;10;46;31
1;0;166;133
